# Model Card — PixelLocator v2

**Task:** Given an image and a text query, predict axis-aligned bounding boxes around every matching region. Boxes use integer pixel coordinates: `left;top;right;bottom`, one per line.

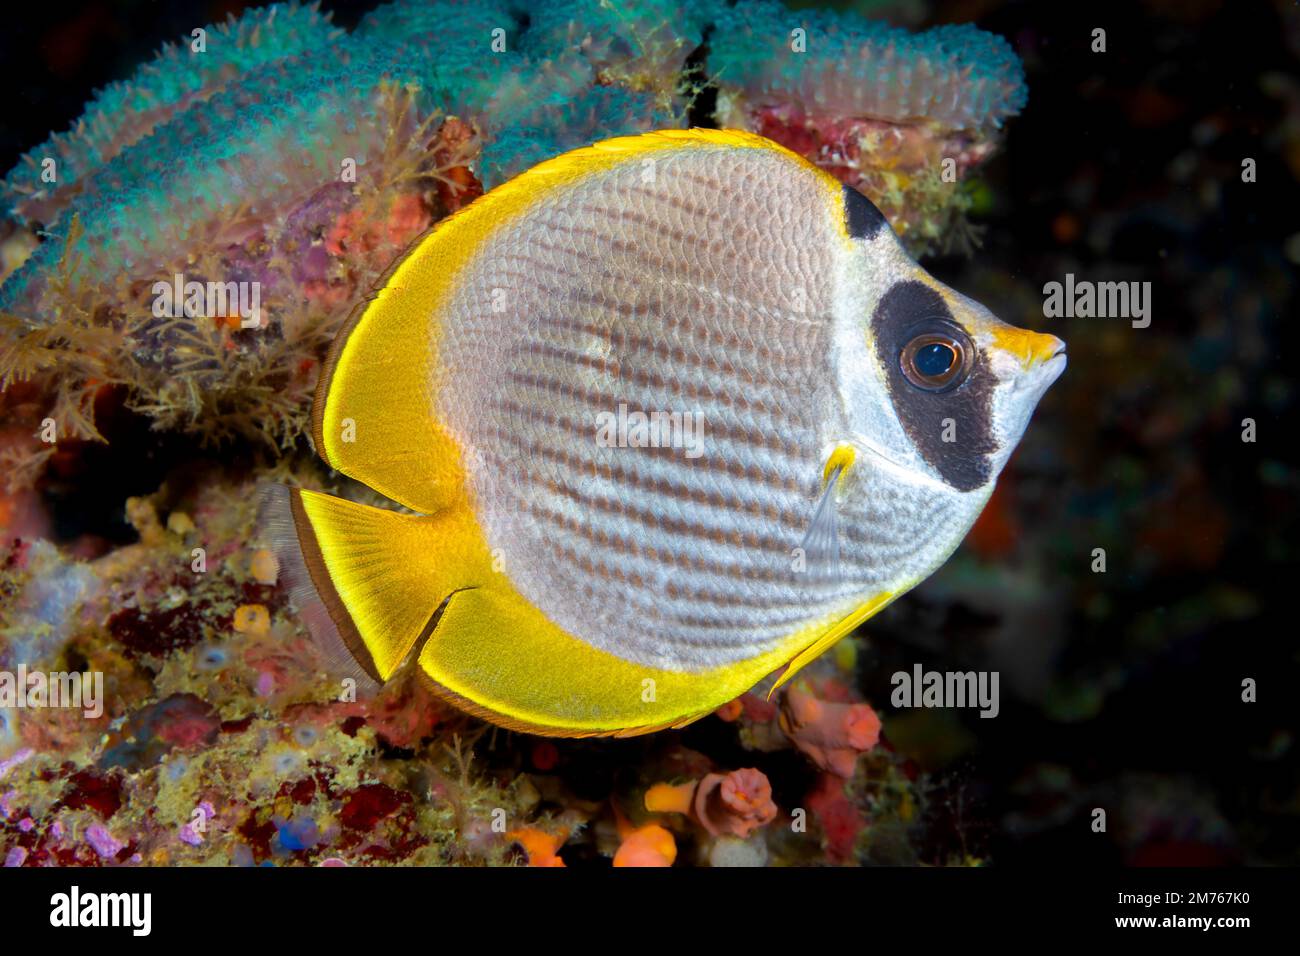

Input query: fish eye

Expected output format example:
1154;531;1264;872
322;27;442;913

899;326;973;392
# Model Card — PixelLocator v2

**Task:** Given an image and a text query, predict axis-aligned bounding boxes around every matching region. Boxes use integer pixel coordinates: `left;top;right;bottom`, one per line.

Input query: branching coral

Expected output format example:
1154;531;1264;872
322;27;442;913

709;0;1026;248
709;0;1026;131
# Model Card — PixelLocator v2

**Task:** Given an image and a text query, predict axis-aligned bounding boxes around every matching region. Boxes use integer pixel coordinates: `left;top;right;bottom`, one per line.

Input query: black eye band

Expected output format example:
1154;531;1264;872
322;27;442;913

871;281;995;492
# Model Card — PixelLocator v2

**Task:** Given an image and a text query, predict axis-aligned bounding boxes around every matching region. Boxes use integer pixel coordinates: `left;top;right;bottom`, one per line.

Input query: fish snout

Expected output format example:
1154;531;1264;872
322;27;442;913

1007;331;1067;396
988;325;1066;371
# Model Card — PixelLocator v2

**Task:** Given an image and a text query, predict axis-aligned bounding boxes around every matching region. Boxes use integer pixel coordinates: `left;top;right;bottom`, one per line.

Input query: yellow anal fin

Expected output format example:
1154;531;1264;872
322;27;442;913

267;484;897;736
267;487;488;684
768;591;895;697
414;584;809;738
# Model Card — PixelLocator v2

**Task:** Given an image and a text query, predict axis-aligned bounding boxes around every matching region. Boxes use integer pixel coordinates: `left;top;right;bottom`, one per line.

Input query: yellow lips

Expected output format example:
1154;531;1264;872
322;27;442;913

989;325;1066;369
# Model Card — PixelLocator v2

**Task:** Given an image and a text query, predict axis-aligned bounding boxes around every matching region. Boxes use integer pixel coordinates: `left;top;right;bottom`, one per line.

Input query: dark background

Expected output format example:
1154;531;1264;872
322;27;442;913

1;0;1296;865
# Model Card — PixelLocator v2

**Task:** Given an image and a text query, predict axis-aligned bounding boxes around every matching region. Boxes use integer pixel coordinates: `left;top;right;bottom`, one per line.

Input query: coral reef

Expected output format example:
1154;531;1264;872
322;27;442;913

1;470;538;865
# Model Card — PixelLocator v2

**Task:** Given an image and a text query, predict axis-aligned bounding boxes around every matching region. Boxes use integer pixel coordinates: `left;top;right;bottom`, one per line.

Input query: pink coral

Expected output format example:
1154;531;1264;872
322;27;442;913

645;766;778;838
780;685;881;778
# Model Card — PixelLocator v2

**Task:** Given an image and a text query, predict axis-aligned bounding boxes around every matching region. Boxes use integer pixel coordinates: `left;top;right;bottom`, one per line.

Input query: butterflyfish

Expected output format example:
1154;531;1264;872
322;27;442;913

264;128;1065;737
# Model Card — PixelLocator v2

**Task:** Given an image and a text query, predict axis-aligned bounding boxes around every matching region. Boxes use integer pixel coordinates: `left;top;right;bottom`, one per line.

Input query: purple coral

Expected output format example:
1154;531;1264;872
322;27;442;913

85;822;125;859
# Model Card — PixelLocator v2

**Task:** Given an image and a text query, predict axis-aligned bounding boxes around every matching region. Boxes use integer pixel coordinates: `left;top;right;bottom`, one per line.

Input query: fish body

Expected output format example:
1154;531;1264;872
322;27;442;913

268;128;1064;736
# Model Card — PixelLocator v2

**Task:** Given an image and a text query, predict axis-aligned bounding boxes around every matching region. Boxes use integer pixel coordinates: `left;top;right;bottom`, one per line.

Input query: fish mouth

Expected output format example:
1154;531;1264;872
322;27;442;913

1040;347;1067;379
1040;346;1067;384
1014;343;1066;394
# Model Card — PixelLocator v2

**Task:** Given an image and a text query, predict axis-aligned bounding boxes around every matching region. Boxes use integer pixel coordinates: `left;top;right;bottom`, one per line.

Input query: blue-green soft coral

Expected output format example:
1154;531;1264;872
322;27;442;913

0;0;1026;452
709;0;1026;130
3;3;344;228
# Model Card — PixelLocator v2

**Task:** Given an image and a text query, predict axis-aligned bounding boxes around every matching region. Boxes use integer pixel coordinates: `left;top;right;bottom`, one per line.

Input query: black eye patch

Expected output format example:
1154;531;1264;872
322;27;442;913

843;185;888;241
871;280;996;492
